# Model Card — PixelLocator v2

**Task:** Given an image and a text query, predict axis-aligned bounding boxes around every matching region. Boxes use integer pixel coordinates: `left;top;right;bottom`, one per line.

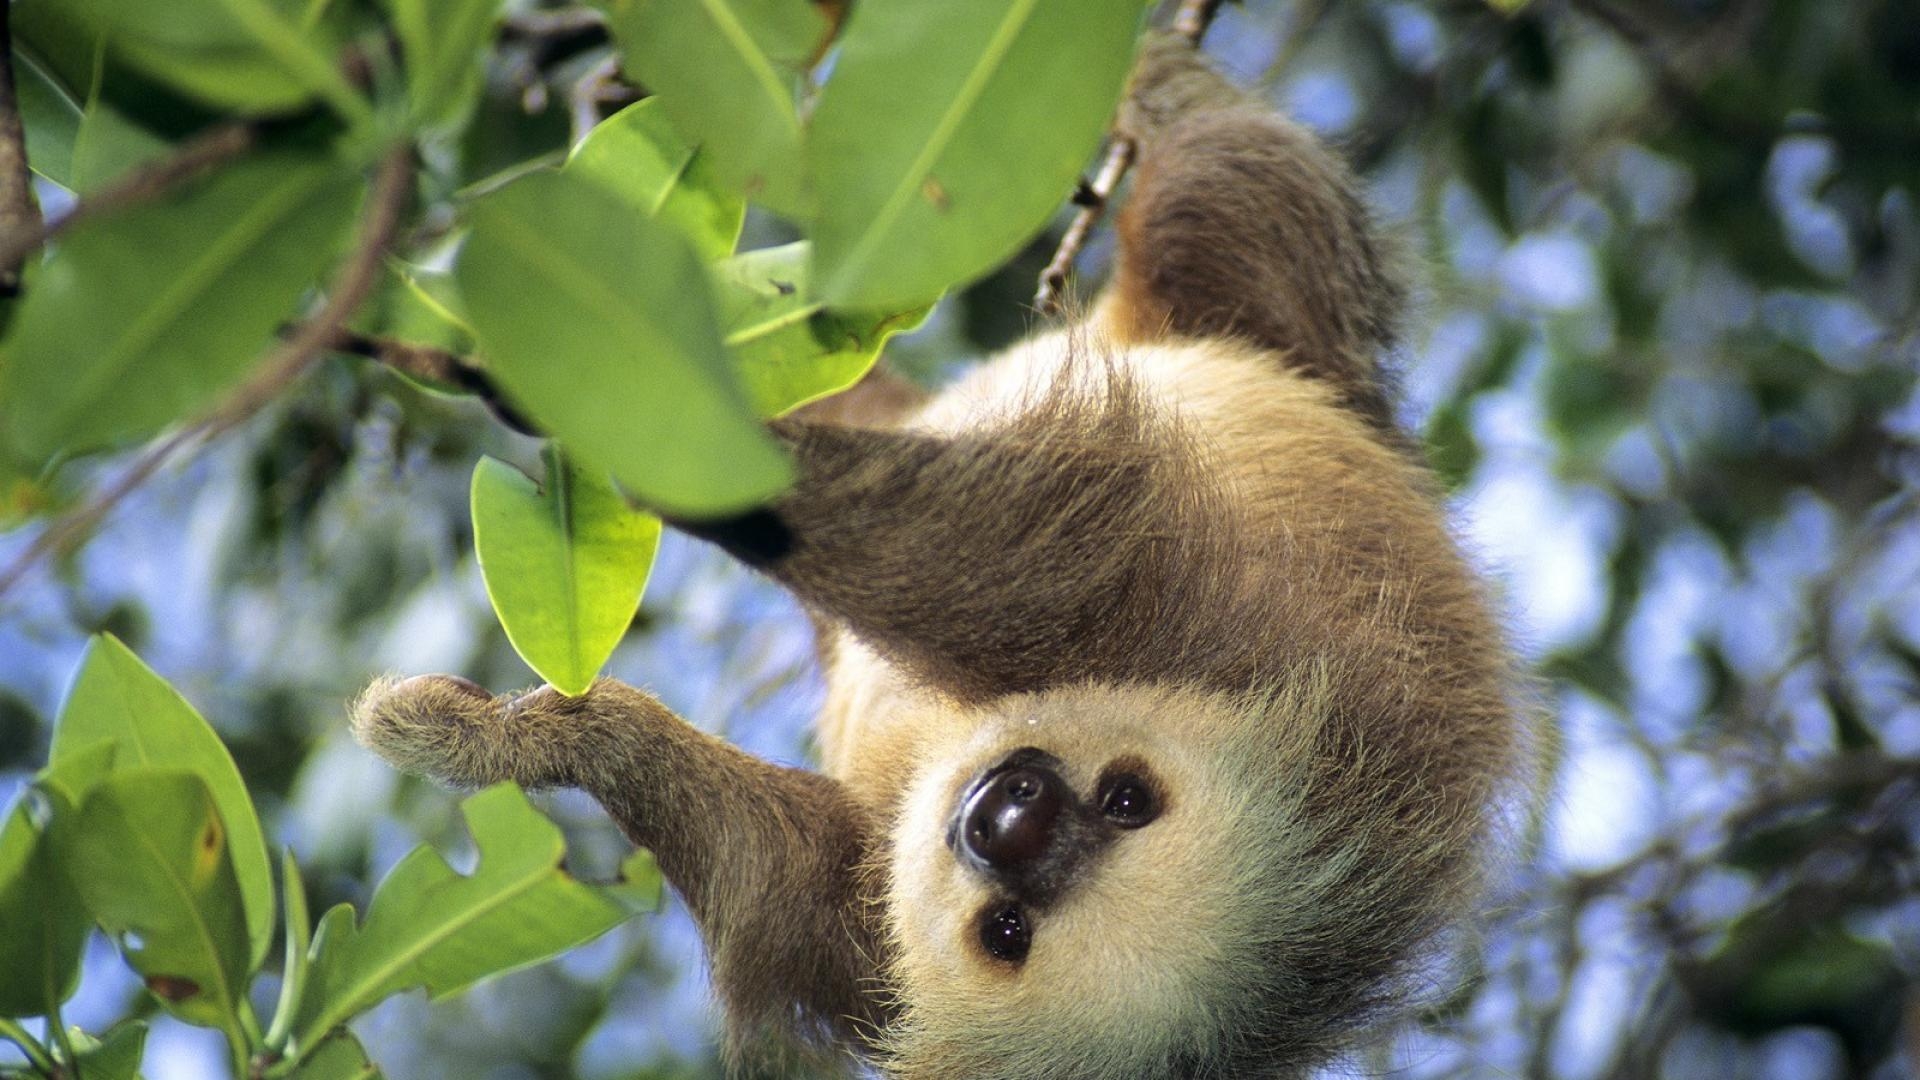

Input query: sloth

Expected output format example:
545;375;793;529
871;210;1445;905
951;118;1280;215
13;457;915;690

353;34;1544;1080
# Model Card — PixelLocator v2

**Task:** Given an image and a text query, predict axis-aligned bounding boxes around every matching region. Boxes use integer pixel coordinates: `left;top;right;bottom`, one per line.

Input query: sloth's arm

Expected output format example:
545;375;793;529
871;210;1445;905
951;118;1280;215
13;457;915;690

1104;34;1405;428
350;675;888;1049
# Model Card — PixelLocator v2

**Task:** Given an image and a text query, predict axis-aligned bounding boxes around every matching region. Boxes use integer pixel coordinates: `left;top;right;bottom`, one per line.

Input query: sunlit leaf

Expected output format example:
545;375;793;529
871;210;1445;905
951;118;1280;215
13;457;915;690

50;636;277;972
293;784;660;1048
592;0;826;217
0;153;360;463
566;98;745;261
57;770;252;1032
810;0;1142;307
455;169;792;516
266;849;312;1053
472;448;662;695
715;241;931;416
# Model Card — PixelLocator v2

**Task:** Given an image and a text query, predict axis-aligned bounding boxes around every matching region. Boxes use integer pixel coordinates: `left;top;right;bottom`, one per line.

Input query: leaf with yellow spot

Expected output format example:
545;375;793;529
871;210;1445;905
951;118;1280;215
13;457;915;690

55;769;252;1036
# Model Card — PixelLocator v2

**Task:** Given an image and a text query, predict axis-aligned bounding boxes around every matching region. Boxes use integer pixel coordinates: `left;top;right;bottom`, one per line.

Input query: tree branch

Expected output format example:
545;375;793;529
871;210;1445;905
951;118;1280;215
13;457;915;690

1033;0;1229;316
0;122;257;283
0;5;43;296
324;328;541;436
0;146;415;605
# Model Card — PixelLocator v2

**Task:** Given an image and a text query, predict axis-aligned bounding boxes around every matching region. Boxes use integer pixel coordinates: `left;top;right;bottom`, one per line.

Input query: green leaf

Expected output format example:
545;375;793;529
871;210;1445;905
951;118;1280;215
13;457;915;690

455;169;792;516
293;784;660;1048
12;47;83;187
0;152;360;463
284;1032;382;1079
715;241;932;416
0;786;91;1017
592;0;825;217
78;0;369;122
385;0;502;129
566;98;745;261
58;770;252;1033
50;635;277;973
70;83;170;194
809;0;1142;308
54;1020;149;1080
472;448;663;695
265;850;312;1052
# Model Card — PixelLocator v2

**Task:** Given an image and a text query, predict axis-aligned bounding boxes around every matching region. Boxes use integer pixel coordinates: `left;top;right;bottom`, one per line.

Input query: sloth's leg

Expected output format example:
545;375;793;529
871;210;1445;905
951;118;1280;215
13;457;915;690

350;675;889;1049
1103;35;1405;430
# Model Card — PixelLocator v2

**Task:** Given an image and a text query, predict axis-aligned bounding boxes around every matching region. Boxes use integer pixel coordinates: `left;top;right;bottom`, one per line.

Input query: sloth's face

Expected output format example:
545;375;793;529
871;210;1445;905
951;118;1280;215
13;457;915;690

883;682;1297;1071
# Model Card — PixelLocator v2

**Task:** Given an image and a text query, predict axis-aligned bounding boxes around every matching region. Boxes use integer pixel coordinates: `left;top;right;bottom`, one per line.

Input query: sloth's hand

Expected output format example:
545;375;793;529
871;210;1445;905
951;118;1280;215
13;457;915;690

350;674;676;792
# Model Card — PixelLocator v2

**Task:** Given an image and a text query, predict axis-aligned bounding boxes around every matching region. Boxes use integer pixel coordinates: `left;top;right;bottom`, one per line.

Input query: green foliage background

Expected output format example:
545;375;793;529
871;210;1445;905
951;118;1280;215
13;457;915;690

0;0;1916;1077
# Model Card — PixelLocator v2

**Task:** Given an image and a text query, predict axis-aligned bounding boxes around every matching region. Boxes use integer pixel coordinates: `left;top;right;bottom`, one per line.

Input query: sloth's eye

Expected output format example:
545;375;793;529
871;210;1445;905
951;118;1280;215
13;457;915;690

1099;774;1159;828
979;905;1031;964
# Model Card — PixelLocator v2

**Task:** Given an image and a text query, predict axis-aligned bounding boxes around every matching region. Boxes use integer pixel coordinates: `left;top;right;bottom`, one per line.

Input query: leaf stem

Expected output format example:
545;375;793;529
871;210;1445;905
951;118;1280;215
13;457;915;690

39;997;76;1080
0;1019;55;1076
0;123;258;283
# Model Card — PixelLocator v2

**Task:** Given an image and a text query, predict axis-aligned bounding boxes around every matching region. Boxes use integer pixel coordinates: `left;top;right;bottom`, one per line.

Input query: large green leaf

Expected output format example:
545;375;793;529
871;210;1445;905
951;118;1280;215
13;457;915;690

455;169;792;516
715;241;932;416
78;0;368;121
0;787;90;1017
809;0;1142;307
58;770;252;1034
50;635;276;972
0;152;360;462
592;0;825;217
566;98;745;261
292;784;660;1049
472;448;662;695
385;0;501;129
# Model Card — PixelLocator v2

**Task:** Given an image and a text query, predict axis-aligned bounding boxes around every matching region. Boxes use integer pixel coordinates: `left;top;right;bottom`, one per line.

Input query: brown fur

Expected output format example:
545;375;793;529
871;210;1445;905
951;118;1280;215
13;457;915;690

351;37;1544;1079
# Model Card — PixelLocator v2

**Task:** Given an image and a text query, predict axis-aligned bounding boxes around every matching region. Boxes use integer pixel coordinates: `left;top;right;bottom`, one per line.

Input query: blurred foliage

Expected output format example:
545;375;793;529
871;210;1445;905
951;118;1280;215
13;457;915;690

0;0;1916;1077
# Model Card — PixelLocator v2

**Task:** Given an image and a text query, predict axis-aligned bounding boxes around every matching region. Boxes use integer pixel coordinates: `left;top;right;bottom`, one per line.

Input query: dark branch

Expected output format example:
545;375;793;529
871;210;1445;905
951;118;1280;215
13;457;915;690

0;6;43;296
324;328;541;436
0;146;415;605
0;122;256;281
1032;0;1230;316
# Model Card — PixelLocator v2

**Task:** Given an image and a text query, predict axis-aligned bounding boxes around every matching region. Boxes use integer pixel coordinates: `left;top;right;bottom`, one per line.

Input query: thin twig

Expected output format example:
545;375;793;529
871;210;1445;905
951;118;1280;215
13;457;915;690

324;328;540;436
0;147;415;605
570;53;623;146
0;123;256;279
1033;0;1229;316
501;7;607;40
0;5;43;296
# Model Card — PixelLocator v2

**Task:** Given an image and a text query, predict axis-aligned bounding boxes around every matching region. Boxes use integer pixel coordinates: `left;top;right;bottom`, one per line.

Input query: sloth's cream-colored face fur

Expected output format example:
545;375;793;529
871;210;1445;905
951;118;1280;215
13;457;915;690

883;680;1337;1073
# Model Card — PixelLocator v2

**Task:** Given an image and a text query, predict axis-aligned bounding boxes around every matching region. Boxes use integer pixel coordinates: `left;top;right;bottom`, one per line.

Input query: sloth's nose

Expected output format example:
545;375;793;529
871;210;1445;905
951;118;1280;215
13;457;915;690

961;765;1065;869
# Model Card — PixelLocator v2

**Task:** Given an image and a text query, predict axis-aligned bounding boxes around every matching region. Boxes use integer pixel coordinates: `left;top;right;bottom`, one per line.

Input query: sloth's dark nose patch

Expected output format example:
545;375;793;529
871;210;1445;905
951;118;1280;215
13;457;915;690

962;765;1065;869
